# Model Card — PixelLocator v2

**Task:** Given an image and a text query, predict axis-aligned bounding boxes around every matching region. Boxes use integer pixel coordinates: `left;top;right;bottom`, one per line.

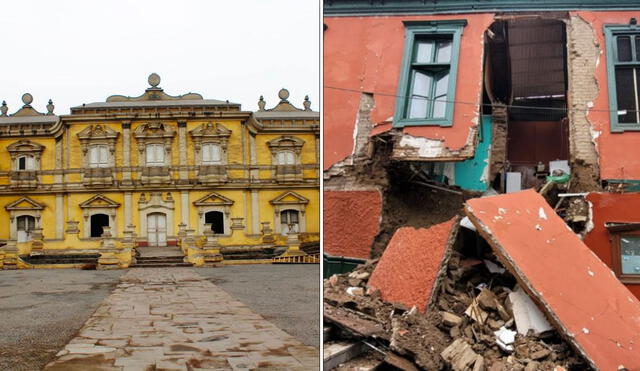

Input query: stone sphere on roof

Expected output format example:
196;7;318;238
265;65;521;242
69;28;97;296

278;88;290;101
22;93;33;105
148;73;161;88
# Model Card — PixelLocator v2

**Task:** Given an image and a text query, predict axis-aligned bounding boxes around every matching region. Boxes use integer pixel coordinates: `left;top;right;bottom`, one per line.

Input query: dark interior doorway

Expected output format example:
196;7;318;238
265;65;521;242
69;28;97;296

205;211;224;234
90;214;109;237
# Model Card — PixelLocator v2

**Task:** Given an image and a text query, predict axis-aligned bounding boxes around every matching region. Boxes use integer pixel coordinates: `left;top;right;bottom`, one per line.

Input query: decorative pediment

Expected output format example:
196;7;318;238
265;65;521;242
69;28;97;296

134;122;176;139
193;192;235;207
79;194;121;209
269;191;309;205
267;135;305;153
5;196;45;211
189;122;231;140
7;140;45;158
77;124;119;141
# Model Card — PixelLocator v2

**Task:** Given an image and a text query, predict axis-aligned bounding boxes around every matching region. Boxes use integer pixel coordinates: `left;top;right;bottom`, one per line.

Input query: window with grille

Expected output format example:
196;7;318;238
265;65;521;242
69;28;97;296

276;151;295;165
88;145;109;168
146;144;165;166
202;143;222;165
605;24;640;132
281;209;299;235
17;155;35;170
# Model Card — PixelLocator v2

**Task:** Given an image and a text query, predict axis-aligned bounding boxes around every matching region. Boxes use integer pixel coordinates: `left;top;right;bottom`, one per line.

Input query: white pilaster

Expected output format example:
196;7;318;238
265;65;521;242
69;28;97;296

181;191;189;227
251;190;259;235
56;193;64;239
124;192;132;227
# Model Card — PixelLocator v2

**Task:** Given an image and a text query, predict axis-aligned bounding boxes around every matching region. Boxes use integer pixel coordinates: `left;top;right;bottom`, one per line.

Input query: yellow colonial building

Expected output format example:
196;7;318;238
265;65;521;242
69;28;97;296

0;74;319;268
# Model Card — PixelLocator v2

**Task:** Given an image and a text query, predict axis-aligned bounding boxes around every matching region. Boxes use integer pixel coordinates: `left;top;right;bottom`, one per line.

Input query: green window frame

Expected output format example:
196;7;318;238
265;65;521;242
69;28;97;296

394;20;466;128
605;23;640;132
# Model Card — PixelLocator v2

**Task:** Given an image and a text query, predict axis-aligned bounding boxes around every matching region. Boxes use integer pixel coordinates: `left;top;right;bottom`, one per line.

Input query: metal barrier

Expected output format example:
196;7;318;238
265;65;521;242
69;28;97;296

272;254;320;264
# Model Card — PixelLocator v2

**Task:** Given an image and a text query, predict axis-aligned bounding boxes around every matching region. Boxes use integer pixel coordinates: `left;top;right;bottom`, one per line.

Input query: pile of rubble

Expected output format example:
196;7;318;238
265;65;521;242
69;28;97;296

324;249;589;370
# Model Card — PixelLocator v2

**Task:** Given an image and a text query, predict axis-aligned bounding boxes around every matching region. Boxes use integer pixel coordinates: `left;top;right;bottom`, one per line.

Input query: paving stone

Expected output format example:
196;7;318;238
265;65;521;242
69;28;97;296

44;268;318;370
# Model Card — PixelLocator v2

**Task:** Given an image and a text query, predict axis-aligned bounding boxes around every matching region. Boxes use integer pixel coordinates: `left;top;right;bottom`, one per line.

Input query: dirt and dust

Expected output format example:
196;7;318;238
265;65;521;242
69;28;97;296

371;162;478;259
324;228;590;371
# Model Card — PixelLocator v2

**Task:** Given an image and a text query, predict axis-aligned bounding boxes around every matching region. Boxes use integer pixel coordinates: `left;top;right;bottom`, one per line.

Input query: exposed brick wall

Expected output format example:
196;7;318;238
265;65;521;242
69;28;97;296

489;104;507;185
566;15;601;191
324;190;382;258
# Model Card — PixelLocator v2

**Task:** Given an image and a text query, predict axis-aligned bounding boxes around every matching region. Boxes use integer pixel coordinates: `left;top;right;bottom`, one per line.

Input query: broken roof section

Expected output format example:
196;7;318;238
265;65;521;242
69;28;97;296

465;189;640;370
368;217;459;312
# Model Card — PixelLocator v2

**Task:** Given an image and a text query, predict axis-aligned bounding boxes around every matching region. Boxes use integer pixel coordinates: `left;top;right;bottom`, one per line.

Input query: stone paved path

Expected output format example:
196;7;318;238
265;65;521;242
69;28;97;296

44;268;319;370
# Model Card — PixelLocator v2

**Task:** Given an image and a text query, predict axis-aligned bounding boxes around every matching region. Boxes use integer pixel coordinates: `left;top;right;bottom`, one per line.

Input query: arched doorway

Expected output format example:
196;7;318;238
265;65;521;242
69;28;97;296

90;213;110;238
147;212;167;247
204;211;224;234
17;215;36;242
280;209;300;236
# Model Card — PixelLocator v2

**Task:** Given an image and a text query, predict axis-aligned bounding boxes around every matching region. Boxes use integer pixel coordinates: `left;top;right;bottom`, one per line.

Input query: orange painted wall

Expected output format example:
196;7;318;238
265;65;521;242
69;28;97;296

573;11;640;180
583;192;640;299
323;13;495;170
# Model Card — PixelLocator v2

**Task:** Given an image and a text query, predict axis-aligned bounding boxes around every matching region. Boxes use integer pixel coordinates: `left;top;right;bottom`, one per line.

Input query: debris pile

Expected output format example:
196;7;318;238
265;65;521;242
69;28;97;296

324;238;589;370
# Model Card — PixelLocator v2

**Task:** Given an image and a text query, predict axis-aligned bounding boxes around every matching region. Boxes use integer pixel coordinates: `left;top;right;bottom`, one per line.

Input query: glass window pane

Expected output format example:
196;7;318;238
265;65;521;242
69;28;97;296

435;72;449;97
212;145;221;162
636;36;640;61
615;67;637;123
412;71;431;96
146;146;154;163
415;41;434;63
100;146;108;164
202;144;211;161
90;147;98;165
433;99;447;118
156;145;164;163
617;36;632;62
621;236;640;274
409;98;428;119
26;157;34;170
18;157;26;170
436;40;452;63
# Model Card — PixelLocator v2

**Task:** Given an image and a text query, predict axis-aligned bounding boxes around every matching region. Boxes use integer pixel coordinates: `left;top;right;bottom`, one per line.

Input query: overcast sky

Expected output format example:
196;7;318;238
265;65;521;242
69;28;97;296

0;1;320;115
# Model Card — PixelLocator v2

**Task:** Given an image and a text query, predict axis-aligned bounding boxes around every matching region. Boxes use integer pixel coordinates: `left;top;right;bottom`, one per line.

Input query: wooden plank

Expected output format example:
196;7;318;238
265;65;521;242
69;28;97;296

323;303;385;338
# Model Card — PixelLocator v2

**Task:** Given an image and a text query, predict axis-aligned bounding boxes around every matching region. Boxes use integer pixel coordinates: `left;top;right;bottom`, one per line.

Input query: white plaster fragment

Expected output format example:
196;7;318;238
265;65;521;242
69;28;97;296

587;269;594;277
498;208;507;215
538;207;547;220
535;224;542;231
582;328;590;334
398;134;445;158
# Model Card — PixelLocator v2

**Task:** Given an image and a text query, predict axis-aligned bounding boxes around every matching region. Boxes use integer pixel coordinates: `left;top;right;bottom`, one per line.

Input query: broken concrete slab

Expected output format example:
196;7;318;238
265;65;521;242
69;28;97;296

367;217;459;313
465;189;640;370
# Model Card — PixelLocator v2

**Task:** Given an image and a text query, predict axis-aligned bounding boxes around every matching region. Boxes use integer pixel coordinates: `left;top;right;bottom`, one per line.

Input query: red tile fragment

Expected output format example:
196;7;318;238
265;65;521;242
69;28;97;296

465;190;640;370
323;190;382;259
368;217;458;313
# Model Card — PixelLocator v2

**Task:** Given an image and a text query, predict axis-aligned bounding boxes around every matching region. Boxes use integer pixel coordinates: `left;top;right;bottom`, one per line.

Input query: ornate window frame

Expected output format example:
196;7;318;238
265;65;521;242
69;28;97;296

5;196;45;241
79;194;120;239
134;122;175;167
193;192;234;236
269;191;309;235
189;122;231;166
267;136;305;181
8;140;44;171
77;125;119;168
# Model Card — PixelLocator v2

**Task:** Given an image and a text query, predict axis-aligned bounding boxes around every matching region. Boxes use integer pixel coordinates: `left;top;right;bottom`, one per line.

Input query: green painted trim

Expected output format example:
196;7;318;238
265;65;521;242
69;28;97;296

324;0;640;16
604;24;640;133
393;20;466;128
606;179;640;191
